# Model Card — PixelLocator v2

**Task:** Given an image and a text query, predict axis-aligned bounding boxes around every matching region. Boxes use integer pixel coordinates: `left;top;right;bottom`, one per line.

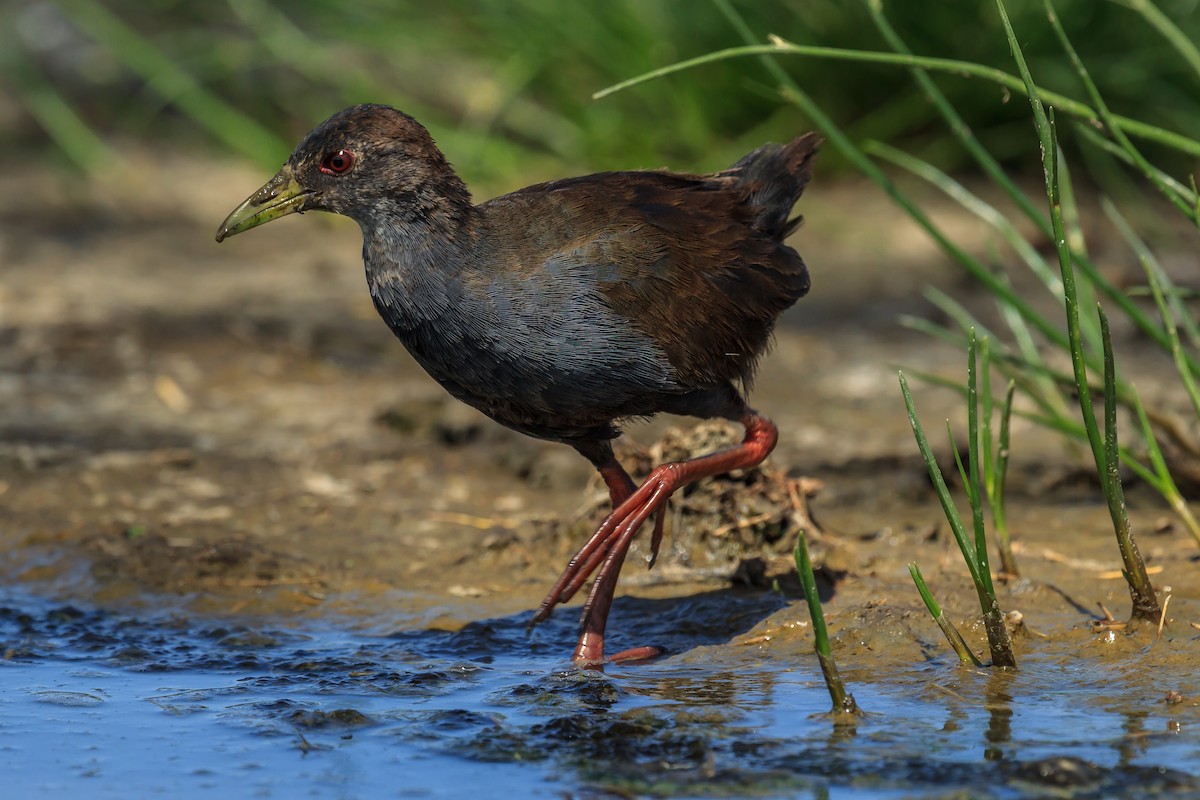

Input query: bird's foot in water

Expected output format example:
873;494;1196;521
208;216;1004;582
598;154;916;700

537;411;780;666
573;635;664;669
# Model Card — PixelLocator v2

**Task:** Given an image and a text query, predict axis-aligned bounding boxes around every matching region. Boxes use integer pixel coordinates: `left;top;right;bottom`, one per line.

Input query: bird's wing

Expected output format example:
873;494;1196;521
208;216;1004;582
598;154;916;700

480;170;809;387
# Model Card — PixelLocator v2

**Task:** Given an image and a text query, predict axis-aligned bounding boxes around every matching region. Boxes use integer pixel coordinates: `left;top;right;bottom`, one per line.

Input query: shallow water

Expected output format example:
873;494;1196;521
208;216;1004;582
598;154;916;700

4;590;1196;799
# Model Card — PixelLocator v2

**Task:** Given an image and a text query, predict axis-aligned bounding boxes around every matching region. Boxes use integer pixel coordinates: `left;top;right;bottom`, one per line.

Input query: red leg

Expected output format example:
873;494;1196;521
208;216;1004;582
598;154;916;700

535;445;666;630
539;410;779;666
599;459;669;570
599;452;668;568
597;459;637;507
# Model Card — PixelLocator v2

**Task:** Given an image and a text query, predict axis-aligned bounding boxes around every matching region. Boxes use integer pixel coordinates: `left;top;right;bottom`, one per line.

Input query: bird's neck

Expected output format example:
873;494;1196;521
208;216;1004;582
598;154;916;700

358;192;481;333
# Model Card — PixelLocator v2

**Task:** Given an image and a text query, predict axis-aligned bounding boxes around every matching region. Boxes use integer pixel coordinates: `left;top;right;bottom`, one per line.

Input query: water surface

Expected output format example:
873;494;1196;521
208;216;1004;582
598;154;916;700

4;591;1196;798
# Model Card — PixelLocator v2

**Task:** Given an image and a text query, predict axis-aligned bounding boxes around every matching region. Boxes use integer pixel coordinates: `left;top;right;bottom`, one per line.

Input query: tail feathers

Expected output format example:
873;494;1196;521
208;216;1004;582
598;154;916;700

728;132;820;239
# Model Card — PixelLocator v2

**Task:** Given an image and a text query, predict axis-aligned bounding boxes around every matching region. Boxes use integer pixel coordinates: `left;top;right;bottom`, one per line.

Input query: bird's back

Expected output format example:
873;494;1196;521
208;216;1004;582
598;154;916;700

476;133;819;391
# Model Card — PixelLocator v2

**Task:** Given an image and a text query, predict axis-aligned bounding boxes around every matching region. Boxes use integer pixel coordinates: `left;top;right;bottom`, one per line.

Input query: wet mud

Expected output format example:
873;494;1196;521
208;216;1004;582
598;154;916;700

2;160;1199;797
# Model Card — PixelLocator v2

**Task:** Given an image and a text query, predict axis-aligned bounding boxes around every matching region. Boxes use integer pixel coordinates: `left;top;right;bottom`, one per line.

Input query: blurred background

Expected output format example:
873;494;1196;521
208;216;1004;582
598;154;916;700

5;0;1199;194
1;0;1197;492
2;0;1197;478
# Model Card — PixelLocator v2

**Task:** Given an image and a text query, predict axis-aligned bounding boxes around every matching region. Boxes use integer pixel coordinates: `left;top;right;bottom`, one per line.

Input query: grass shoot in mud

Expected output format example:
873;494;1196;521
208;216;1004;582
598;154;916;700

906;562;984;668
998;0;1163;623
793;531;859;717
899;331;1016;668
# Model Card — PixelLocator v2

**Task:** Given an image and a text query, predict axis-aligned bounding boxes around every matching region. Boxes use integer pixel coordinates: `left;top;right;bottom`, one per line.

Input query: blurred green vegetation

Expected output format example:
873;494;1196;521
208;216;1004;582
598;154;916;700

4;0;1198;189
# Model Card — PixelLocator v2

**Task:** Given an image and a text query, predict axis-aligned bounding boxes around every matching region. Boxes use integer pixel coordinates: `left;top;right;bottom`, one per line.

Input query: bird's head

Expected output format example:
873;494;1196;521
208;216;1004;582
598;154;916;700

216;104;467;242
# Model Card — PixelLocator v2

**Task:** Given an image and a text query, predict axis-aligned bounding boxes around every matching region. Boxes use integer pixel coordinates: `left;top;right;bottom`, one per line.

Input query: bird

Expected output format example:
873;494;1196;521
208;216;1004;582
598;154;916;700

217;104;819;666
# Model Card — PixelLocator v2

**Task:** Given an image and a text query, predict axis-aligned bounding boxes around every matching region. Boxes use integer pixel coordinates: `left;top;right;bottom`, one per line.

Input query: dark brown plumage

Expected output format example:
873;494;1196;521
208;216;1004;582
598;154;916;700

217;104;819;665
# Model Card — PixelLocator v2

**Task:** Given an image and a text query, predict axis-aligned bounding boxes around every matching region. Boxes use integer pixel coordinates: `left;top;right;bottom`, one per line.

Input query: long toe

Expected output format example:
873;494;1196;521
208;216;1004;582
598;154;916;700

646;503;667;569
607;645;665;665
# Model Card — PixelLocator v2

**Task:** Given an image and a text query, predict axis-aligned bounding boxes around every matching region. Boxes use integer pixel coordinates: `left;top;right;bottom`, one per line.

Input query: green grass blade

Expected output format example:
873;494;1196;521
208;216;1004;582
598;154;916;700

1100;307;1120;501
1130;388;1200;546
10;57;119;177
708;0;1166;369
867;0;1196;355
866;142;1064;299
794;535;860;716
981;336;996;506
1113;0;1200;87
996;0;1106;483
1098;306;1162;619
869;141;1121;394
229;0;391;103
901;366;973;395
594;35;1200;159
1017;409;1167;492
996;292;1076;425
1105;197;1200;365
1076;124;1199;208
1056;150;1102;353
918;290;1143;447
1075;252;1200;373
863;1;1046;225
64;0;289;166
672;1;1200;378
980;340;1018;576
997;0;1160;622
1057;148;1086;259
923;287;999;347
1043;0;1199;225
908;562;984;667
966;331;993;598
902;330;1067;438
993;379;1019;575
902;370;1014;667
899;372;980;588
899;316;969;350
947;423;976;511
1140;260;1200;421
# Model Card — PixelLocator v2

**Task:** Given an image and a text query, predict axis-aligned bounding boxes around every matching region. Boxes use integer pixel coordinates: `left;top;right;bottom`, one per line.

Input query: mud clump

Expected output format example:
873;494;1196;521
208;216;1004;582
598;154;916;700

87;528;325;594
553;420;830;587
287;708;373;730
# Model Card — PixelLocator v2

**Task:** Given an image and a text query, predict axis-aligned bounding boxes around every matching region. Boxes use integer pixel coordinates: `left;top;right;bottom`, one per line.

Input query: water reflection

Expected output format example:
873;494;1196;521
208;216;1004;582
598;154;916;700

983;667;1015;761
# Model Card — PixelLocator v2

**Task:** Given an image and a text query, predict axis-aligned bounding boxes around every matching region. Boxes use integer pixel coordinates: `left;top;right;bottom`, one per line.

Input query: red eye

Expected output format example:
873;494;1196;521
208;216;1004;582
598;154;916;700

320;149;355;175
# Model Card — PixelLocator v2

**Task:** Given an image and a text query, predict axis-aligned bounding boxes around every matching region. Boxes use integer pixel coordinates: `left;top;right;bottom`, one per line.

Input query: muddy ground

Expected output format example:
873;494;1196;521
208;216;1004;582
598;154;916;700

2;154;1198;681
